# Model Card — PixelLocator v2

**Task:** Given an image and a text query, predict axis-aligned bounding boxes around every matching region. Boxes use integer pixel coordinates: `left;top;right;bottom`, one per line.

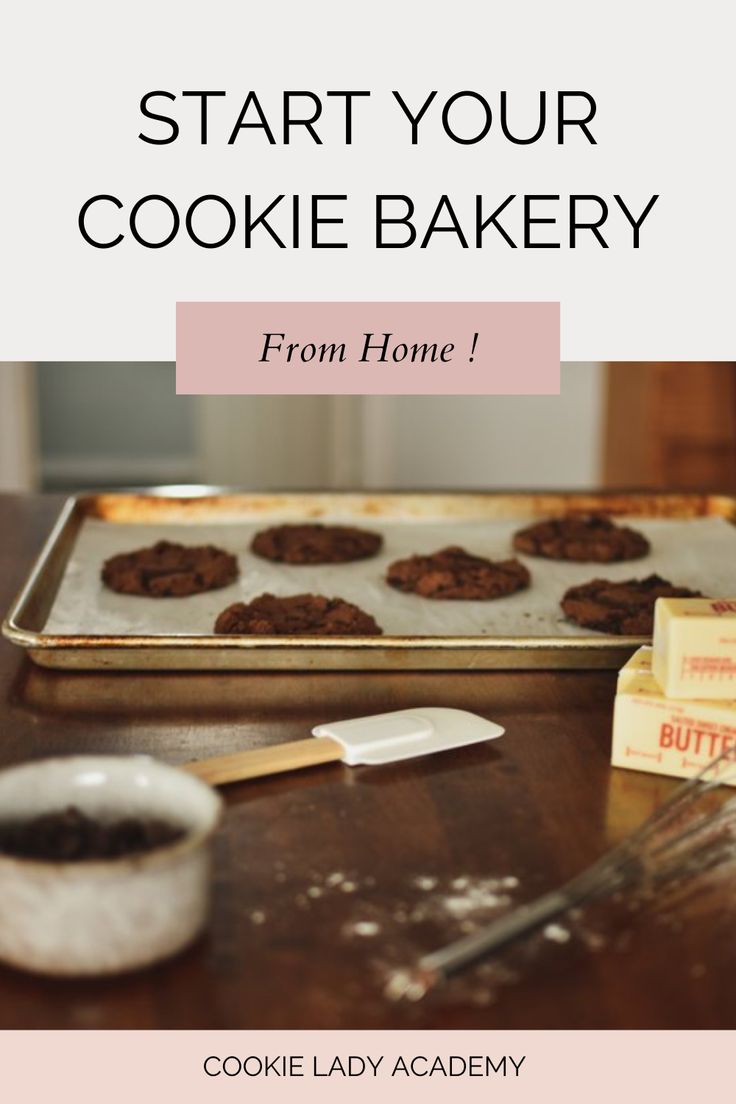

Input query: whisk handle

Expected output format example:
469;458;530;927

418;888;571;979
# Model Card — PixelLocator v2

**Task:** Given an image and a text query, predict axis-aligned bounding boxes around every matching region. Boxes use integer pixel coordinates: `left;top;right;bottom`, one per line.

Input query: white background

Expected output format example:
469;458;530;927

1;0;733;360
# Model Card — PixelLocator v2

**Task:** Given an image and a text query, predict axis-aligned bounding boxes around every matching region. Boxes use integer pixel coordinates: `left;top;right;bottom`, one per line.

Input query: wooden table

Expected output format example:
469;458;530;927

1;492;735;1030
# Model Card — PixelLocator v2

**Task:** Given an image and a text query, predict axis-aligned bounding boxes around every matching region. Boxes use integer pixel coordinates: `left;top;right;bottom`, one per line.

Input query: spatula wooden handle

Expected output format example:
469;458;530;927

182;736;344;787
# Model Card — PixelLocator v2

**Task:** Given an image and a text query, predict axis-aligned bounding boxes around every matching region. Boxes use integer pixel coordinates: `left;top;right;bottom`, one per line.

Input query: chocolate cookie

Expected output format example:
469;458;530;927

561;574;702;635
251;523;382;565
214;593;383;636
386;546;531;600
102;540;239;598
513;515;650;562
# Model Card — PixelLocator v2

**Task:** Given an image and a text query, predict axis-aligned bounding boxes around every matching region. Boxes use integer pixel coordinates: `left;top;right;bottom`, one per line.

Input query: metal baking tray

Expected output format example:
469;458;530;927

4;488;736;672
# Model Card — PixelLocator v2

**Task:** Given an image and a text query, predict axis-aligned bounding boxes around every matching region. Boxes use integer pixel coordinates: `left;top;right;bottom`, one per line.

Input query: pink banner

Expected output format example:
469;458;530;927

176;302;559;395
0;1029;729;1102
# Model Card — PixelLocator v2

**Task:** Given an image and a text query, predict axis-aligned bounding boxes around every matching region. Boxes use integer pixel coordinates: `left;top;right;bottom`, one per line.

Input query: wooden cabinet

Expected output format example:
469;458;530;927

604;363;736;490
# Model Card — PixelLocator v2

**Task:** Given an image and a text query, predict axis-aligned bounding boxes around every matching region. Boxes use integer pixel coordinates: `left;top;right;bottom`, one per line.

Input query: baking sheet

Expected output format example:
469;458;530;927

43;514;736;639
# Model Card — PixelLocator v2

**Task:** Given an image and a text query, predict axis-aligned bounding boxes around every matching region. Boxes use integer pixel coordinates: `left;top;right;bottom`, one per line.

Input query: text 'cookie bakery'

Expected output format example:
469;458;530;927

79;192;659;252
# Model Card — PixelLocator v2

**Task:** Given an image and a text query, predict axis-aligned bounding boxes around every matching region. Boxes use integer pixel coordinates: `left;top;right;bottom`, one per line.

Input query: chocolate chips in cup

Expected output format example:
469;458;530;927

0;806;186;862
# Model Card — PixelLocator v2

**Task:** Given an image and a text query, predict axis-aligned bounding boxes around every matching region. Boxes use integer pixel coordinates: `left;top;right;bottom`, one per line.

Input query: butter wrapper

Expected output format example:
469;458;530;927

617;645;654;691
612;646;736;784
653;597;736;699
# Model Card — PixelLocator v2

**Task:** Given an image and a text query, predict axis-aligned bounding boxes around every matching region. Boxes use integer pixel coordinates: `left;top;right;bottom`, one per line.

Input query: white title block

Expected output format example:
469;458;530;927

1;0;733;360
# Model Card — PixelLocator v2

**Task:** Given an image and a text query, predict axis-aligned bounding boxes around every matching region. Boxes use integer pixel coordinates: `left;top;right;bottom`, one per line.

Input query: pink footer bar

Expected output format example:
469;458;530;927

0;1029;727;1102
176;301;560;395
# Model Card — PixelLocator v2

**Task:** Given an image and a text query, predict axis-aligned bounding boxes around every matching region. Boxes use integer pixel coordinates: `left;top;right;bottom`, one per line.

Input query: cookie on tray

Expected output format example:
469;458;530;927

101;540;239;598
386;545;530;600
251;523;382;565
560;574;702;636
214;593;383;636
513;514;650;563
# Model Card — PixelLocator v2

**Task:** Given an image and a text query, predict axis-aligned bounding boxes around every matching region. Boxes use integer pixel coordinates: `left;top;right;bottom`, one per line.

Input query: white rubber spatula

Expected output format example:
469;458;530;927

182;708;504;787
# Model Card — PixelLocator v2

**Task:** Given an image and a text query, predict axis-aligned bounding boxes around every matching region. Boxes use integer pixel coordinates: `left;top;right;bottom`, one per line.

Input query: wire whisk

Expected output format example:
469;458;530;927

398;751;736;1000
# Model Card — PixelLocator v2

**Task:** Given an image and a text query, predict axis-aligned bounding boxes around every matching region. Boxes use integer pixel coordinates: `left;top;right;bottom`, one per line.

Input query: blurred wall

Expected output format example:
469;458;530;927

30;362;604;491
0;363;37;490
37;363;196;487
368;363;604;488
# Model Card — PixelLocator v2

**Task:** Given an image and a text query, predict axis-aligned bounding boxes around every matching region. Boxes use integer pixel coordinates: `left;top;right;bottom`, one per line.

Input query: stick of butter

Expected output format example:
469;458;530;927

617;644;654;691
612;646;736;784
652;597;736;699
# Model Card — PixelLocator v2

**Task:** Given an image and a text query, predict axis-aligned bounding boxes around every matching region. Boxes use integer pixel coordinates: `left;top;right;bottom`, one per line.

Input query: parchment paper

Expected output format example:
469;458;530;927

43;515;736;638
